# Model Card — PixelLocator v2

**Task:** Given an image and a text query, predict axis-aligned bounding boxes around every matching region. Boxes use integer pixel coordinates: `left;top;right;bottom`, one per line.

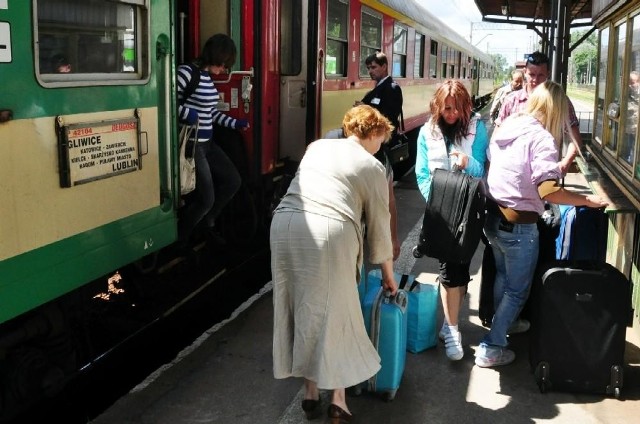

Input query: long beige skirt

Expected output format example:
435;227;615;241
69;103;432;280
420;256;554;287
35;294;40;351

270;210;381;389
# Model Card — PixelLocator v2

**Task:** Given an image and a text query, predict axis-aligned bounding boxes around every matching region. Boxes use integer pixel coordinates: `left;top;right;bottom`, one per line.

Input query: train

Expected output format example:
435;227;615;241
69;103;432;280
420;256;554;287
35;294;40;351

0;0;495;418
586;0;640;332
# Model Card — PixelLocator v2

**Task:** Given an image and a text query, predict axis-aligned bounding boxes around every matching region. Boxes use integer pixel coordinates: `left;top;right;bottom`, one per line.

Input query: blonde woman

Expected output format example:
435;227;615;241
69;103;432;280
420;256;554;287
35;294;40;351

476;81;609;368
271;105;398;423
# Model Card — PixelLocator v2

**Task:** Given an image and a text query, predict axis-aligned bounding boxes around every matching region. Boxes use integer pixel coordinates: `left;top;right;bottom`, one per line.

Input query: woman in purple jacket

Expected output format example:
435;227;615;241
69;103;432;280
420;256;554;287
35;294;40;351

476;81;609;368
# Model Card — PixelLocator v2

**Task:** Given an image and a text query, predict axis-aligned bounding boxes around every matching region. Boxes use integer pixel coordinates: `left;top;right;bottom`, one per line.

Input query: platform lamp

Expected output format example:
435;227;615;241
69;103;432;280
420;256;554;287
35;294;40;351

501;0;509;16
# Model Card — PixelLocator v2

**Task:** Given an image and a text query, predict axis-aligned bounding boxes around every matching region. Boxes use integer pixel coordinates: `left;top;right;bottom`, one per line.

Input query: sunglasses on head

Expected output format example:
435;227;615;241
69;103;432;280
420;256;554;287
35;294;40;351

526;52;550;66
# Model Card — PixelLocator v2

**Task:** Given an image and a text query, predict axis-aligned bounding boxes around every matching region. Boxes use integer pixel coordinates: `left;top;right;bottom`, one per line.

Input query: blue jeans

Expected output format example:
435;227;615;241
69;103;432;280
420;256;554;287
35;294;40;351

481;212;539;348
178;140;241;244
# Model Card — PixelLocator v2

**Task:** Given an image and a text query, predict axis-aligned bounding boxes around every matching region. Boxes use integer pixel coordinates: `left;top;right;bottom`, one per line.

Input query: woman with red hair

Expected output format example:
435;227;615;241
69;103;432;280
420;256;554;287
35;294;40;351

415;79;489;361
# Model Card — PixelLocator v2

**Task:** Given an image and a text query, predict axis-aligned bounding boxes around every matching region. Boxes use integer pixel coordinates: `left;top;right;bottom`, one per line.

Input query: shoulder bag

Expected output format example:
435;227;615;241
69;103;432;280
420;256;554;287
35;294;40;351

179;122;198;195
387;110;410;165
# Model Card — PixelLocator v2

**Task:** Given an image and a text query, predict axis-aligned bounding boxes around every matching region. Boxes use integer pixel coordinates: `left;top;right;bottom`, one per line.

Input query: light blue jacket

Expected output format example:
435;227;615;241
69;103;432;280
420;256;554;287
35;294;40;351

415;114;488;201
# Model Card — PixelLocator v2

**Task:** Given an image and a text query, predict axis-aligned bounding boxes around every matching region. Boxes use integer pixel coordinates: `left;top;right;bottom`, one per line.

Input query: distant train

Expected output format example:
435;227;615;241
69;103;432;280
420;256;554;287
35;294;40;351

0;0;494;417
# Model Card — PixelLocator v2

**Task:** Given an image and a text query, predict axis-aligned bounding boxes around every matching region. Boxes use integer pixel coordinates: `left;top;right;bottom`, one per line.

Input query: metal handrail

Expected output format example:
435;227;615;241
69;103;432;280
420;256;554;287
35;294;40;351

214;67;255;84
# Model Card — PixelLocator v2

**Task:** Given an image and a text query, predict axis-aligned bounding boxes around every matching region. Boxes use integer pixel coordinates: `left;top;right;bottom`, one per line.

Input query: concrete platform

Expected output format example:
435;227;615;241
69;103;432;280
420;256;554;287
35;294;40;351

91;171;640;424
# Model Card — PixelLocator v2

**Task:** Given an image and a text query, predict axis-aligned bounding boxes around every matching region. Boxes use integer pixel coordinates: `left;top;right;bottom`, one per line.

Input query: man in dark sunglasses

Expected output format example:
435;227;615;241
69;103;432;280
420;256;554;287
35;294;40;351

494;51;583;174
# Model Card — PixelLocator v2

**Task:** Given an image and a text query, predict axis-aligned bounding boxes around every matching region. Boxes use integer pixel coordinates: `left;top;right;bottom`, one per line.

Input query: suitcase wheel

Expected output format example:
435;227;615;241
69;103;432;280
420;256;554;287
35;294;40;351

608;365;623;399
534;362;551;394
382;390;397;402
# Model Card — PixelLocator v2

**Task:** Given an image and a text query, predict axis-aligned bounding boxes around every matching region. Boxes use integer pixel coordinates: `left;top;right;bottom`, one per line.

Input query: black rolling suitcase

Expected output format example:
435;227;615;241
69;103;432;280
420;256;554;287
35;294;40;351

478;235;495;327
529;260;632;397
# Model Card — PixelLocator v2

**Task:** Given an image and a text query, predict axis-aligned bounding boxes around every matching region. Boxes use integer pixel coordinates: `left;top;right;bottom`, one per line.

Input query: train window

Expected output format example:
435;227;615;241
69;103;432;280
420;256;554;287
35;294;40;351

414;33;425;78
280;0;302;76
35;0;147;85
604;21;626;155
624;16;640;172
430;40;438;78
595;28;609;147
326;0;349;77
360;7;382;76
449;49;456;78
456;52;462;78
441;45;448;78
392;24;407;78
462;54;467;79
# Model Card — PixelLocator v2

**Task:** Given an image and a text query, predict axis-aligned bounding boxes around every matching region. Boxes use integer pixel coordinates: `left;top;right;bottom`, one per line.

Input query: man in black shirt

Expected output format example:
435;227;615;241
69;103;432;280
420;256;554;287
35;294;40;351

356;52;403;138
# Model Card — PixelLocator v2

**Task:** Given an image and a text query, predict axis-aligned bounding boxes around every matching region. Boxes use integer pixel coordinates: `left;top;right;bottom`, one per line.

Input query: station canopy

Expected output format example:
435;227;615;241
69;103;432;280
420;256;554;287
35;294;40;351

472;0;595;85
473;0;592;24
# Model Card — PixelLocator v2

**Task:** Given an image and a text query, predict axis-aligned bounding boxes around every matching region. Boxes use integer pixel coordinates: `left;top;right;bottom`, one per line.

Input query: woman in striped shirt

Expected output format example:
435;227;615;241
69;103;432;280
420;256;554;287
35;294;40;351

176;34;249;248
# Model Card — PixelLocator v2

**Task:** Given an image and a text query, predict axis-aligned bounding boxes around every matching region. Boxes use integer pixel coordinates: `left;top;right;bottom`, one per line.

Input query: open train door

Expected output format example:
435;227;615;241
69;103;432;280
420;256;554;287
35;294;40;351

278;0;319;163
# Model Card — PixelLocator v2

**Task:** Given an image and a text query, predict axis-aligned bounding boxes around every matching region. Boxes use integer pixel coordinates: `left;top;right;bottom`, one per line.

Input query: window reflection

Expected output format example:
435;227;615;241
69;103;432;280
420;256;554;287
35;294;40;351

37;0;139;78
595;28;609;146
630;17;640;177
326;0;348;77
360;9;382;76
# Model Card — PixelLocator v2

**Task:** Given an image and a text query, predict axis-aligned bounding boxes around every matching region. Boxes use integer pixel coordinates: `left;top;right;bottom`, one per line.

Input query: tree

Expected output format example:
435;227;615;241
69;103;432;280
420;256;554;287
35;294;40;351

570;29;597;84
490;53;509;84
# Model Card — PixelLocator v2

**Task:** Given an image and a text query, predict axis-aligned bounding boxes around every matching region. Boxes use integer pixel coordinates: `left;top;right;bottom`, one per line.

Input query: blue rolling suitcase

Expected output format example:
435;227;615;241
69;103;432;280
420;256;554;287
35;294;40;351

360;273;408;401
365;270;438;354
556;205;608;261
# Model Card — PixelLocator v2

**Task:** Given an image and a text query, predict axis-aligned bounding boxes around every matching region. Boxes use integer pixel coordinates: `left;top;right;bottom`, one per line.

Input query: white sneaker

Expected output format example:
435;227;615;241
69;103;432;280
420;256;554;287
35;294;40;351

475;345;515;368
438;323;450;341
444;330;464;361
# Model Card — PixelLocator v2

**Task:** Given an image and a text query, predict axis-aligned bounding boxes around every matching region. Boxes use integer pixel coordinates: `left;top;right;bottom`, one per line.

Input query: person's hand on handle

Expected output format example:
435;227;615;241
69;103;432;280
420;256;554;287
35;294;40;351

379;259;398;296
449;150;469;170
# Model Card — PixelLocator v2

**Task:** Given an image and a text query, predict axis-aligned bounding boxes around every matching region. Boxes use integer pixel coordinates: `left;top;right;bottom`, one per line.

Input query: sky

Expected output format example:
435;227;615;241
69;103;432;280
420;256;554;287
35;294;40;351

417;0;538;65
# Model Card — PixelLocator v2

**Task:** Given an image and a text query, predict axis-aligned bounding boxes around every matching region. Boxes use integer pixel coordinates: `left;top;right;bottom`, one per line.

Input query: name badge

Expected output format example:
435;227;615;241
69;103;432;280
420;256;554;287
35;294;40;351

371;97;381;105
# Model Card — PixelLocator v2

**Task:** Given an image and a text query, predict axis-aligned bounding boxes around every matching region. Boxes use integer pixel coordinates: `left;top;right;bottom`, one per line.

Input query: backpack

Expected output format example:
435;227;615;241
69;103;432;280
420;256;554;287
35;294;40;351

179;63;200;105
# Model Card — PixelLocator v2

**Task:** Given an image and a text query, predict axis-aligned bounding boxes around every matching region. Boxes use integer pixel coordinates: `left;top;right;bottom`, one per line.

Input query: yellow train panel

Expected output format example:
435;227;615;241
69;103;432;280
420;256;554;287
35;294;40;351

0;107;161;260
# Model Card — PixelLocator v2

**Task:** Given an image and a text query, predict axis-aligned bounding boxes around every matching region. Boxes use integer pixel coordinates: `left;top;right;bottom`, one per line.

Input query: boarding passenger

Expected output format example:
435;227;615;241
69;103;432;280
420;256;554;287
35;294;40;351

271;105;398;423
415;80;488;361
495;51;583;175
176;34;249;248
476;81;609;368
489;70;524;124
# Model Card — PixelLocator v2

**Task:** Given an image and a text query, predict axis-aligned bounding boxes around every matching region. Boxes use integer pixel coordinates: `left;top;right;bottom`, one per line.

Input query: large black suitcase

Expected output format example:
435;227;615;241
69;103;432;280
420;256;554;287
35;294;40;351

413;168;485;263
478;236;495;327
529;260;631;397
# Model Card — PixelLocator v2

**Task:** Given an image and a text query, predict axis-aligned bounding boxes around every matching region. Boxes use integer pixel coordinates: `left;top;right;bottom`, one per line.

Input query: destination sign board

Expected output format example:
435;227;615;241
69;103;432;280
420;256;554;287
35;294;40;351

59;118;141;187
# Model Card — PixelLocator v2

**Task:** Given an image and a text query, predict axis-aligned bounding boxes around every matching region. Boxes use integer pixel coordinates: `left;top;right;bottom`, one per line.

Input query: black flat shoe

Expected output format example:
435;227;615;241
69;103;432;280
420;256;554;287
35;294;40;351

328;404;352;423
301;398;322;420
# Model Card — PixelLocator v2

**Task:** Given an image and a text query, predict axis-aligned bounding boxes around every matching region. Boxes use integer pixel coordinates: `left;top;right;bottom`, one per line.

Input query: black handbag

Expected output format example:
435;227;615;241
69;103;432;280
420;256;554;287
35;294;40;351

387;110;409;165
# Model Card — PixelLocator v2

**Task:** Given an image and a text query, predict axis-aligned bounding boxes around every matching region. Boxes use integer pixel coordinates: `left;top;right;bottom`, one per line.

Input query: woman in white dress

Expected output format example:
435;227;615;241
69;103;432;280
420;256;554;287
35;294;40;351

270;105;398;423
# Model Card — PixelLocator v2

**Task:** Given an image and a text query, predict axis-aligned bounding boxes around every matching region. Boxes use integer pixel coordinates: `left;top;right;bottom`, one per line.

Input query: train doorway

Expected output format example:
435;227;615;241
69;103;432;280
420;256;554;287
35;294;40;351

278;0;313;163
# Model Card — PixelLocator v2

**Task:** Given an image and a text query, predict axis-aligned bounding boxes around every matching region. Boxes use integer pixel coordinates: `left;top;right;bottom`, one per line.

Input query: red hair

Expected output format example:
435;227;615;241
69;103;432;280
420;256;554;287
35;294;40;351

429;79;473;142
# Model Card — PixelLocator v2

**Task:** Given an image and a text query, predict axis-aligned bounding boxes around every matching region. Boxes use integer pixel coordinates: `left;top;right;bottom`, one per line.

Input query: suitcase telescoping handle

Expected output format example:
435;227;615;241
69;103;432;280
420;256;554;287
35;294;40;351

398;274;420;292
398;274;409;290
